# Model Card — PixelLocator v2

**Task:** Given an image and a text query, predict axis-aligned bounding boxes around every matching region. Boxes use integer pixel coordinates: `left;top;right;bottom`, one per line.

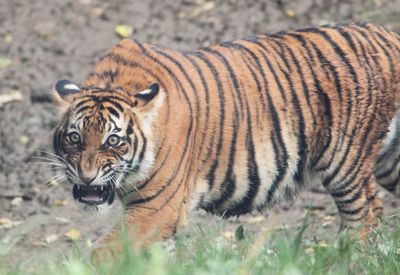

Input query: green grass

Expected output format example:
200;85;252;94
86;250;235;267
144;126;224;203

1;216;400;275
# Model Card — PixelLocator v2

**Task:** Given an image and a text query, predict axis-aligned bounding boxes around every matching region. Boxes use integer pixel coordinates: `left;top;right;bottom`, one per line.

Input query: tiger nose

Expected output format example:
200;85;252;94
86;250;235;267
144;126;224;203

80;174;96;185
77;167;98;185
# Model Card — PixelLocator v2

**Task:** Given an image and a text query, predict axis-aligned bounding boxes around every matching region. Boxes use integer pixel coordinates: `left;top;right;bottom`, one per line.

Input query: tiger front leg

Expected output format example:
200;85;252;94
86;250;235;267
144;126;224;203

91;191;188;263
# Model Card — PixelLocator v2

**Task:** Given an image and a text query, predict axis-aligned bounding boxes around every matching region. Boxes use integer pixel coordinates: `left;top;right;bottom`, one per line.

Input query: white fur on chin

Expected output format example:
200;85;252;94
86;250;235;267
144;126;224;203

80;202;113;219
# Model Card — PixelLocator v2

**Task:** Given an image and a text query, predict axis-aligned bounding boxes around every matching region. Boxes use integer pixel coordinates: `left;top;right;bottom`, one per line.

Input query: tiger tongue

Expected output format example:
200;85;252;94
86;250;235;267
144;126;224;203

83;192;102;202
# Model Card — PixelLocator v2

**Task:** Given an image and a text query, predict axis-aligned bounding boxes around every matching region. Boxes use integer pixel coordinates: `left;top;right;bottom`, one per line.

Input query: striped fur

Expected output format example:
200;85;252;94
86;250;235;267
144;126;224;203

52;23;400;256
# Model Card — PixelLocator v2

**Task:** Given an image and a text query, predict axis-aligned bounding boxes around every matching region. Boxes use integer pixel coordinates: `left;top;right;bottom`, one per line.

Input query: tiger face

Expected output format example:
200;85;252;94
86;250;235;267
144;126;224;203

52;79;165;210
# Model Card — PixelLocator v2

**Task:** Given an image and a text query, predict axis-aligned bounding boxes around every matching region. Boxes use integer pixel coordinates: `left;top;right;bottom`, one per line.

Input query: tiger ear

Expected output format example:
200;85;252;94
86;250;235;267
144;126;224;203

134;83;160;109
51;79;80;111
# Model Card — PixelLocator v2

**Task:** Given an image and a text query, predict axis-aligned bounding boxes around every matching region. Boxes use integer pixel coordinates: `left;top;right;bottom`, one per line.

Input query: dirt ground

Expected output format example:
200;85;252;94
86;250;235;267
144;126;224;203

1;0;400;268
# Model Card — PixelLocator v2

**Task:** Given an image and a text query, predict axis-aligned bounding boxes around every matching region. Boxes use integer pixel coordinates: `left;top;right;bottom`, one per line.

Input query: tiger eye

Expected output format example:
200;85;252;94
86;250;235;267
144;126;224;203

69;132;81;144
107;135;120;147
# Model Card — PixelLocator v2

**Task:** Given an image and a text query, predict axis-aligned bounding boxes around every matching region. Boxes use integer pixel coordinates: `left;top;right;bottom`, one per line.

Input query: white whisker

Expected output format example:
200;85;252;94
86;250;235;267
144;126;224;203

29;161;66;168
35;150;68;163
31;155;67;164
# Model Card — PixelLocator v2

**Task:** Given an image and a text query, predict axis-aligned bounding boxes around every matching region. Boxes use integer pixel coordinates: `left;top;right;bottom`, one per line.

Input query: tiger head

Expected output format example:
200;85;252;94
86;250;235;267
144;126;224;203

51;77;166;211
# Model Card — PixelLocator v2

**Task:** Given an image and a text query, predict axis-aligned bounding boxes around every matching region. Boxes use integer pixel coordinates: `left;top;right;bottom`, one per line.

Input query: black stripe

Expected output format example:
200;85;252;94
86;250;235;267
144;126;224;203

328;29;377;186
306;29;359;186
190;51;225;192
266;115;288;205
107;100;124;112
270;36;317;127
203;47;245;117
334;188;363;206
331;178;363;197
75;104;96;116
247;36;306;183
75;98;94;110
338;204;365;216
348;25;389;91
97;52;167;90
271;39;307;183
184;55;210;165
238;38;289;206
243;37;288;103
307;41;343;172
286;33;333;169
221;42;265;126
201;47;241;210
220;48;262;216
153;49;199;126
232;41;269;116
107;106;120;118
226;103;261;216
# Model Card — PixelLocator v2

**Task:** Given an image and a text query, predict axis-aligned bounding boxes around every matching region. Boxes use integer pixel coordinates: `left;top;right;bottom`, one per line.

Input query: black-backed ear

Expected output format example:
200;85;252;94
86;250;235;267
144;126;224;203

55;79;80;97
134;83;160;108
52;79;80;110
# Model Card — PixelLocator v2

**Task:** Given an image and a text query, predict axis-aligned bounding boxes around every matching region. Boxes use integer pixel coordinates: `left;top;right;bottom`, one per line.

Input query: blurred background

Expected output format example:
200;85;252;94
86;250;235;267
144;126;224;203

1;0;400;266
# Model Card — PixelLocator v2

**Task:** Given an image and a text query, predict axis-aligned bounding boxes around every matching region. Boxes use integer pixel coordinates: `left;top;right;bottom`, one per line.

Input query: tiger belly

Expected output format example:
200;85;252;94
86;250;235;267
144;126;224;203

195;122;306;217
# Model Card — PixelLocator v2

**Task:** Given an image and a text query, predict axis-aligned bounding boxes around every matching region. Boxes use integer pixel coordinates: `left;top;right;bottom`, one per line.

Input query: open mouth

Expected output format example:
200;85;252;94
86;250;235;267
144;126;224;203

72;183;115;205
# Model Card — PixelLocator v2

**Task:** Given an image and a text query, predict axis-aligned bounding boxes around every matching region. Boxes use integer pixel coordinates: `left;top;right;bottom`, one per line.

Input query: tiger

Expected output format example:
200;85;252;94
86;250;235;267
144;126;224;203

51;23;400;259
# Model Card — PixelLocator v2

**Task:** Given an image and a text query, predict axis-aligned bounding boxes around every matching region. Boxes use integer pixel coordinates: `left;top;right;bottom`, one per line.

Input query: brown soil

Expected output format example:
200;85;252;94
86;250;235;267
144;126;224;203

1;0;400;268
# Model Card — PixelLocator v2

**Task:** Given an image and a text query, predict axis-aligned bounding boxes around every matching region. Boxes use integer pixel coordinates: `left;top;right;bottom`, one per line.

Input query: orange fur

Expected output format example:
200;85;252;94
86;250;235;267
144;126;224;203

52;23;400;260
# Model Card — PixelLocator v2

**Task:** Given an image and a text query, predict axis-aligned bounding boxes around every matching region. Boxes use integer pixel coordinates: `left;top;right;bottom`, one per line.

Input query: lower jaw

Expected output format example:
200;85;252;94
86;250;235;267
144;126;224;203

80;203;109;215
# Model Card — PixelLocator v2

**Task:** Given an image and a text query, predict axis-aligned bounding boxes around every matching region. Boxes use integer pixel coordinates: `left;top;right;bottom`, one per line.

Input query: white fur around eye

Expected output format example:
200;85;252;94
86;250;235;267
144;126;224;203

64;83;80;91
